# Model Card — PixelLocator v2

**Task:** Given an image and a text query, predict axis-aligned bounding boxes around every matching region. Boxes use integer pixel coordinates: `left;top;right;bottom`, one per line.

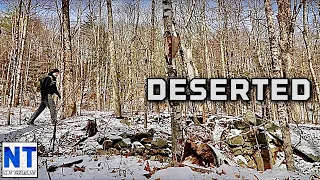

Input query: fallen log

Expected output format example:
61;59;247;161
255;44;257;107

47;159;84;172
268;132;316;163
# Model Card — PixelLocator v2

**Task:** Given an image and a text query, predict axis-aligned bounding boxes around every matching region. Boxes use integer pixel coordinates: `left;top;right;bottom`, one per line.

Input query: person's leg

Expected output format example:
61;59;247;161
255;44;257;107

28;101;47;124
47;94;57;124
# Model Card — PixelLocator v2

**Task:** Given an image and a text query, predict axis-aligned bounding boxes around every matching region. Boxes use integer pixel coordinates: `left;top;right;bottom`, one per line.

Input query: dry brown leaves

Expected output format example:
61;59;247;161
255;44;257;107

74;165;85;172
216;169;226;176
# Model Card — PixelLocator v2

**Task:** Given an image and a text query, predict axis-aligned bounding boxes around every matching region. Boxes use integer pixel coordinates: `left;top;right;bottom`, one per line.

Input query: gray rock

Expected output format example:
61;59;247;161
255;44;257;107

151;138;167;148
144;144;152;149
115;139;131;148
141;138;152;144
132;141;145;149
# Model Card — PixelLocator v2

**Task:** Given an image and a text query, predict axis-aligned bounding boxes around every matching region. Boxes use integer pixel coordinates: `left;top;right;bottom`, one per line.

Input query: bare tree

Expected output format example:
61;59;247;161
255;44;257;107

271;0;298;171
7;0;23;125
18;0;32;124
302;0;320;105
107;0;122;118
61;0;76;118
163;0;183;164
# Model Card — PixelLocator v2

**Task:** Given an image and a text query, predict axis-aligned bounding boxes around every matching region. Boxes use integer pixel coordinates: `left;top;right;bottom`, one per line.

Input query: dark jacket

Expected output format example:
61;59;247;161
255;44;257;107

41;72;61;100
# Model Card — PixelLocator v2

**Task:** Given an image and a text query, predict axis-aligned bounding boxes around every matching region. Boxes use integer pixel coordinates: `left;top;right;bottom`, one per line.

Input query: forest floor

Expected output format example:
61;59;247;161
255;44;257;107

0;107;319;180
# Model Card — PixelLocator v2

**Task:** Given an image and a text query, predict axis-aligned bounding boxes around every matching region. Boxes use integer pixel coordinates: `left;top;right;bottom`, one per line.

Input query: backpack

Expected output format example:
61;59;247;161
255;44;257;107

36;75;54;92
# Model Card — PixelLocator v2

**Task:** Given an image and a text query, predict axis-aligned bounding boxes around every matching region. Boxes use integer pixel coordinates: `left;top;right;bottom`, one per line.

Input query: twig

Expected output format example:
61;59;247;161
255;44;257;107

253;174;260;180
253;126;261;151
49;121;57;155
45;160;52;180
62;163;64;176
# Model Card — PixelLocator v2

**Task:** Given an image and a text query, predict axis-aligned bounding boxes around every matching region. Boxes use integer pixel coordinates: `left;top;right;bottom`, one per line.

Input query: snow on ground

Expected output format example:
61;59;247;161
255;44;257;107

0;107;34;133
0;155;314;180
290;124;320;157
0;107;319;179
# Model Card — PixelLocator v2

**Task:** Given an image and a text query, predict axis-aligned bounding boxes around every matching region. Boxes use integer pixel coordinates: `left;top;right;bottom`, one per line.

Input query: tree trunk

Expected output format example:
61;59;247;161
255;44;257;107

61;0;76;119
14;0;31;108
302;0;320;104
18;0;32;124
107;0;122;118
150;0;159;114
275;0;296;171
163;0;183;164
7;0;23;125
76;0;82;114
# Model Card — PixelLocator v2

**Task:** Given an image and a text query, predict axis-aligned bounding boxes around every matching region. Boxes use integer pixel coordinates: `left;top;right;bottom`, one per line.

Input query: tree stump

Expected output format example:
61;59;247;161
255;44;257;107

182;139;219;168
86;119;97;137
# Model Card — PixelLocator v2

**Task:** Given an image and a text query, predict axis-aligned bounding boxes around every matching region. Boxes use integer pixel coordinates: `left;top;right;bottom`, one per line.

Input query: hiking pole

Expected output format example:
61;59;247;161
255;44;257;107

50;76;87;155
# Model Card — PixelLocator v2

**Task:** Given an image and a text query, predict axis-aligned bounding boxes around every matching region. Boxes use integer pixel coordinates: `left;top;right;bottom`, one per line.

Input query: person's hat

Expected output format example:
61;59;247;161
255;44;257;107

52;69;60;73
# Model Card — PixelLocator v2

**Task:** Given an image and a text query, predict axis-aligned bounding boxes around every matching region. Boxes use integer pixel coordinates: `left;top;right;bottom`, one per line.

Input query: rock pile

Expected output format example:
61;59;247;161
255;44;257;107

220;111;280;171
97;128;171;163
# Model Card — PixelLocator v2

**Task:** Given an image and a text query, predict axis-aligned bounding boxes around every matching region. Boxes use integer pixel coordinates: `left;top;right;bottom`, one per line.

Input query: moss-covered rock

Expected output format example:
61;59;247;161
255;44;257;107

231;147;243;156
243;141;254;148
234;120;250;130
115;140;131;149
243;148;255;155
243;133;255;141
244;111;256;125
150;156;156;161
265;122;280;132
244;155;257;170
256;132;268;144
253;150;264;171
227;135;245;146
151;138;167;148
237;159;247;168
120;118;132;126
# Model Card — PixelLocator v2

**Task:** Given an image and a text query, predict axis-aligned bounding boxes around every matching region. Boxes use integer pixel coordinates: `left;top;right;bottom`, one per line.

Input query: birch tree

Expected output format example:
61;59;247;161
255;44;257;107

7;0;23;125
163;0;183;164
264;0;295;170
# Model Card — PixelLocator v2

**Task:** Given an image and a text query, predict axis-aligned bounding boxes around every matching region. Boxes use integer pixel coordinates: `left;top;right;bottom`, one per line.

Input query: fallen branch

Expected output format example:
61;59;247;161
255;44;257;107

47;159;84;172
268;132;316;163
45;160;52;180
73;135;88;146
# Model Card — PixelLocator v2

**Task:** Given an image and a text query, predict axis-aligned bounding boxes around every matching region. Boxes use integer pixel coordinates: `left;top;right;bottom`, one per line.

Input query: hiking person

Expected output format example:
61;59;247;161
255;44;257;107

27;69;61;125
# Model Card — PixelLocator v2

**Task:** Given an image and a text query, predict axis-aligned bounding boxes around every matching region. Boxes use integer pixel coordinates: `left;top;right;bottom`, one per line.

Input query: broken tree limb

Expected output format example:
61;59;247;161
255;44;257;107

73;119;98;146
45;160;52;180
268;132;316;163
47;159;84;172
73;135;88;146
